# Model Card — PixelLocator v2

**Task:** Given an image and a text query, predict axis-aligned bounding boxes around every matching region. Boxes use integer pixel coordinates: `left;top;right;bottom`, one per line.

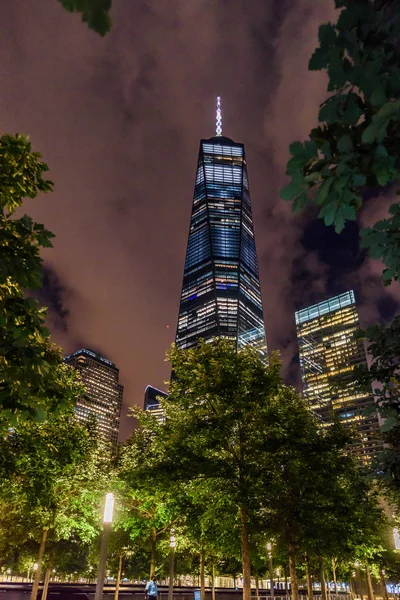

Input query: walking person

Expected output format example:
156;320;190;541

146;575;159;600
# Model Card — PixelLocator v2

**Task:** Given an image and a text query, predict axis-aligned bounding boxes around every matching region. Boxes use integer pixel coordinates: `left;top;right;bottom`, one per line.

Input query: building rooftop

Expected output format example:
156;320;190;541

64;348;117;369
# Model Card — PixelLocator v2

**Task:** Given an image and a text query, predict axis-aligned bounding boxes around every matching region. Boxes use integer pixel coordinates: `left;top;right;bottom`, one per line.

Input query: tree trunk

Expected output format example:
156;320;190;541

211;561;216;600
326;572;331;600
255;575;260;600
31;528;48;600
305;553;313;600
319;559;327;600
150;530;157;578
200;548;206;600
240;506;251;600
284;567;289;599
365;565;374;600
288;544;299;600
115;551;123;600
332;560;337;595
380;572;389;600
42;568;51;600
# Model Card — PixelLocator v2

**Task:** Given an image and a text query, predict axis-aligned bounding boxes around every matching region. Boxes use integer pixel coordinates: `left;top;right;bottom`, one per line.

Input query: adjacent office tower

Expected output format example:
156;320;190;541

295;290;381;462
64;348;123;447
144;385;168;421
175;98;267;357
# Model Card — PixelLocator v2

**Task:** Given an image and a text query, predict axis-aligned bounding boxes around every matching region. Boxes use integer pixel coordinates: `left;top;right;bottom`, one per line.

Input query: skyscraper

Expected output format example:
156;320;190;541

295;290;381;462
144;99;268;417
144;385;168;421
175;98;267;357
64;348;123;447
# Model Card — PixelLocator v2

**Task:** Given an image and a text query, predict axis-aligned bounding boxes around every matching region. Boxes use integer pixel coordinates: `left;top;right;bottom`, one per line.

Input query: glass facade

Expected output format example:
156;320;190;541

144;385;168;422
64;348;123;447
295;291;382;463
176;135;267;358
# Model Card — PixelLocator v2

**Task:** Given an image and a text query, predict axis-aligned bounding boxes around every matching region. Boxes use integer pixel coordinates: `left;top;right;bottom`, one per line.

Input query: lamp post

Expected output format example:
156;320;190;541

354;561;363;600
393;528;400;550
168;529;176;600
267;543;274;600
94;493;114;600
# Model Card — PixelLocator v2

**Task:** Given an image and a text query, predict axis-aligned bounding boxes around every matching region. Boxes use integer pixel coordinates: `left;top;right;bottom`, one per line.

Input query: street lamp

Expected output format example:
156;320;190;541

393;528;400;550
94;493;115;600
267;543;274;600
168;528;176;600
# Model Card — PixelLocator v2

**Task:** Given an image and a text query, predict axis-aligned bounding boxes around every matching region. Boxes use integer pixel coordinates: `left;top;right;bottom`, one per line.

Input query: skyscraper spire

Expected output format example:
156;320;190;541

216;96;222;136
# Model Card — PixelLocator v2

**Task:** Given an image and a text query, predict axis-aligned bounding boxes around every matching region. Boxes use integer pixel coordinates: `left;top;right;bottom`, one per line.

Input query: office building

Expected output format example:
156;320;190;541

64;348;123;447
144;385;168;422
295;290;381;462
145;98;268;418
176;98;267;356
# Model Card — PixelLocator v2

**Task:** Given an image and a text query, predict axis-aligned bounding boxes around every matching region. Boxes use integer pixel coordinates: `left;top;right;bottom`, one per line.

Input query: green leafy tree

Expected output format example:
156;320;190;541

57;0;112;35
0;133;83;429
351;318;400;497
0;417;113;600
132;340;333;600
118;431;179;578
279;0;400;284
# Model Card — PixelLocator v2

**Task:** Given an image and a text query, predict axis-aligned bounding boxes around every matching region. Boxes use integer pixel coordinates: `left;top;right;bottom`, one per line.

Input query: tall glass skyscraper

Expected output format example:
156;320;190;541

144;101;268;418
295;291;381;462
175;129;267;357
64;348;123;447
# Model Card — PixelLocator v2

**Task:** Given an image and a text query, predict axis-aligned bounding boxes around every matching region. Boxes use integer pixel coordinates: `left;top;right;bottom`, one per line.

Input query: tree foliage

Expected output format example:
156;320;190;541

0;417;113;596
57;0;112;35
280;0;400;284
128;340;387;600
0;133;84;428
353;318;400;496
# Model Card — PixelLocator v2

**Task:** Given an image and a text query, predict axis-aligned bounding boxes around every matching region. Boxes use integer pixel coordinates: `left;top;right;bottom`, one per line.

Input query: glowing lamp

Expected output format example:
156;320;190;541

103;493;114;523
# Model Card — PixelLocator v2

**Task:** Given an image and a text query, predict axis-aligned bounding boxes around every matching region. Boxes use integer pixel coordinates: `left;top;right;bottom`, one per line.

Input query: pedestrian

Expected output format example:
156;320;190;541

146;575;159;600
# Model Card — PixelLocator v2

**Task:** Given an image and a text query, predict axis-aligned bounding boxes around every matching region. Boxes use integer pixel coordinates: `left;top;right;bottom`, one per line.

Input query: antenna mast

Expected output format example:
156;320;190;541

216;96;222;136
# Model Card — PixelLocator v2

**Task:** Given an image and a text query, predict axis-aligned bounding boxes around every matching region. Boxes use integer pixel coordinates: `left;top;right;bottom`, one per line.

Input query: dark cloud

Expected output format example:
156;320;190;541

2;0;400;439
35;266;70;332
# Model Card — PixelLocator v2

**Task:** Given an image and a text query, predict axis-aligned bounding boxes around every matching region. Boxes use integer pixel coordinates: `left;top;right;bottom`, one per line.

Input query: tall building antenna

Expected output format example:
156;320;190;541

216;96;222;136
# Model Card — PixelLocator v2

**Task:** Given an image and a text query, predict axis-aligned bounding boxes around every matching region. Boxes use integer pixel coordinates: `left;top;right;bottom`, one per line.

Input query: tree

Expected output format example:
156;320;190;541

279;0;400;285
0;417;113;600
118;431;179;578
351;318;400;497
57;0;112;35
0;133;83;430
132;340;333;600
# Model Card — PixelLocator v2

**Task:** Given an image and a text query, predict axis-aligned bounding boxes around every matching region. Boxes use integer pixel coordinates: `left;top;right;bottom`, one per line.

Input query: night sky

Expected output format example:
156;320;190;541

2;0;399;439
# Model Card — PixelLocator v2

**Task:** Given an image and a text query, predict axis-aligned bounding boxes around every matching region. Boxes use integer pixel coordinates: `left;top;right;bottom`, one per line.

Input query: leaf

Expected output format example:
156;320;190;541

352;173;366;187
370;86;387;107
58;0;112;36
375;144;388;159
318;23;337;47
318;201;337;226
289;141;304;156
361;123;380;144
315;177;334;205
334;203;356;233
280;182;306;201
309;47;329;71
375;166;392;186
337;135;353;153
293;194;308;212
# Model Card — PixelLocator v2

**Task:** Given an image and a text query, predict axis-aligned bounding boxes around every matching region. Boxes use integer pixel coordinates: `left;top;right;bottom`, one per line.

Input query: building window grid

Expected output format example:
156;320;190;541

296;293;381;462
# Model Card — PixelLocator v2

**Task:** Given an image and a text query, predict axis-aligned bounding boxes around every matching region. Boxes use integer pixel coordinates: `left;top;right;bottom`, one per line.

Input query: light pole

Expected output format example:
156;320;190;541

393;528;400;550
94;493;115;600
168;528;176;600
267;543;274;600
